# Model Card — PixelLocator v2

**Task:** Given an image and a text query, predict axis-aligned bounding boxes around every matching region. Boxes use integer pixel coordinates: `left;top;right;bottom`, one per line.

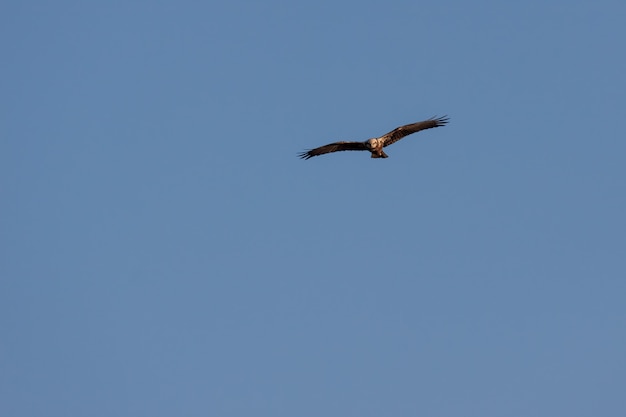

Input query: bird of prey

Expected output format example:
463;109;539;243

298;116;449;159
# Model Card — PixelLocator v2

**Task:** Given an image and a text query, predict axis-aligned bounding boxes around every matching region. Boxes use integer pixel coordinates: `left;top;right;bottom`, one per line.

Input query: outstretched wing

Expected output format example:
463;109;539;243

381;116;449;147
298;141;368;159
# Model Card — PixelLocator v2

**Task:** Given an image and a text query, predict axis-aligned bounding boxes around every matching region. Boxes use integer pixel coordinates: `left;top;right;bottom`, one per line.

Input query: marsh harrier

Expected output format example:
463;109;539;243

299;116;449;159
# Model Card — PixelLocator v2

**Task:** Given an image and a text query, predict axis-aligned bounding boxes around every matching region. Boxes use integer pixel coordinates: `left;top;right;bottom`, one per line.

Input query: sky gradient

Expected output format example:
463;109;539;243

2;1;625;416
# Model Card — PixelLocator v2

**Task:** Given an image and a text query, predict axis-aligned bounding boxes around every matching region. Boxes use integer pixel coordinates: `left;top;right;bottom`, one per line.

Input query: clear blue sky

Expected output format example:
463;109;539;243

2;1;625;416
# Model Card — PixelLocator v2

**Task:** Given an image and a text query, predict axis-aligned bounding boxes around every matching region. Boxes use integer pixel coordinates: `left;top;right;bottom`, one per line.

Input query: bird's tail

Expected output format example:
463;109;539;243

371;151;389;159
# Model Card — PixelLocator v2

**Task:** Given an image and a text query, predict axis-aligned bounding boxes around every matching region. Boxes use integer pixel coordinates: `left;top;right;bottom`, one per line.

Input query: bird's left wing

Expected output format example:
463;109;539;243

381;116;449;147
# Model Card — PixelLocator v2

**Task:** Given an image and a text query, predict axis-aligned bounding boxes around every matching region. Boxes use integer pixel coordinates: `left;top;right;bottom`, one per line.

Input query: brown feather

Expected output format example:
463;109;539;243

298;141;368;159
381;116;449;147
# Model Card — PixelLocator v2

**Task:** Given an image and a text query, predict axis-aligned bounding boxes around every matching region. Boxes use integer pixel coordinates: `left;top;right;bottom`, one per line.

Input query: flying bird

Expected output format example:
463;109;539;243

298;116;449;159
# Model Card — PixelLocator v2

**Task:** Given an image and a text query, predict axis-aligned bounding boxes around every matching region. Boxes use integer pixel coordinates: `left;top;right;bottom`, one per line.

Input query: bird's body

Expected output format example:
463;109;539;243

365;137;389;158
299;116;449;160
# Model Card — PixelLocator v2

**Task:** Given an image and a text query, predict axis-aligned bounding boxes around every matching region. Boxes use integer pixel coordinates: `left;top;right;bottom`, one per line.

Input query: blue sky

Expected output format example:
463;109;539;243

2;1;625;416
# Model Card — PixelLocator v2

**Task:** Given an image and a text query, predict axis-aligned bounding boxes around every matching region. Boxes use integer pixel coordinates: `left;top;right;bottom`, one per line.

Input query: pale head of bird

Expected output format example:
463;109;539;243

366;138;379;149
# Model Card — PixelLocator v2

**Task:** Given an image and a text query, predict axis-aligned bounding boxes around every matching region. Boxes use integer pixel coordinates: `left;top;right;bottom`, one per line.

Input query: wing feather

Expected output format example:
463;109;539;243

298;141;368;159
381;116;449;147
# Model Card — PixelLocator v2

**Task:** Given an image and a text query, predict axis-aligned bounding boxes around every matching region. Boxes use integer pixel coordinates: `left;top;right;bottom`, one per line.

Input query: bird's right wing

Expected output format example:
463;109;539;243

298;141;368;159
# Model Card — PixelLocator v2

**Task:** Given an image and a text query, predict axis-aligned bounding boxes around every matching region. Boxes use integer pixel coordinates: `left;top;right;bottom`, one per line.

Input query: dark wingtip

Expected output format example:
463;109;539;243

298;151;313;160
432;115;450;126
